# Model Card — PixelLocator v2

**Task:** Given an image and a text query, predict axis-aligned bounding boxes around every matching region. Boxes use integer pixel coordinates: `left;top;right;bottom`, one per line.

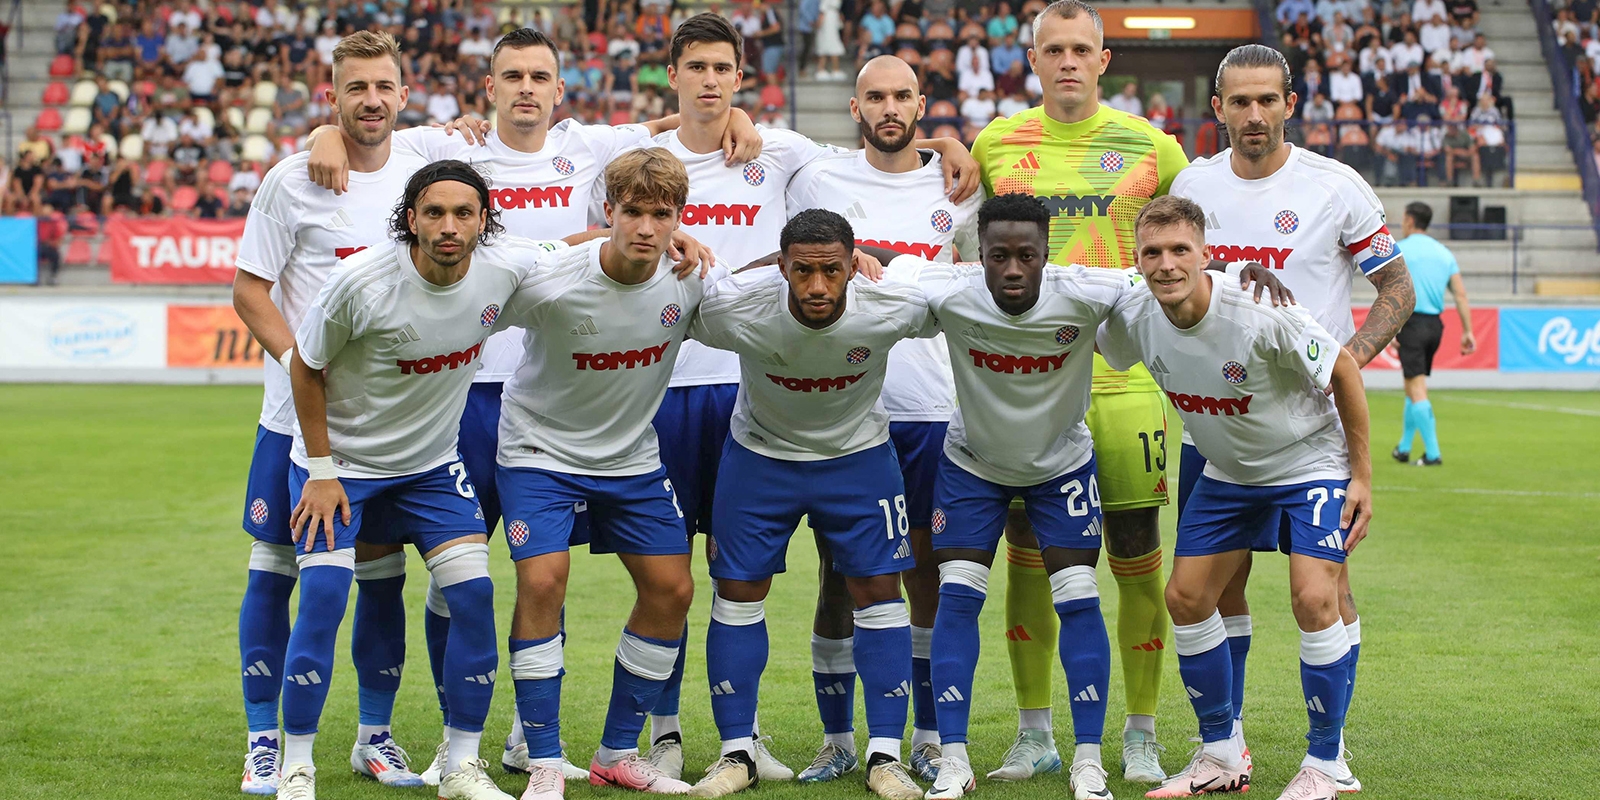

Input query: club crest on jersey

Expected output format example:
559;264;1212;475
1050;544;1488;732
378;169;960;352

931;508;946;534
1055;325;1079;345
930;209;954;233
508;520;530;547
743;162;766;186
480;304;500;327
660;303;682;327
1371;232;1396;258
845;346;871;365
249;498;269;525
706;535;719;561
1100;151;1124;173
1274;210;1300;235
552;156;575;176
1222;361;1248;384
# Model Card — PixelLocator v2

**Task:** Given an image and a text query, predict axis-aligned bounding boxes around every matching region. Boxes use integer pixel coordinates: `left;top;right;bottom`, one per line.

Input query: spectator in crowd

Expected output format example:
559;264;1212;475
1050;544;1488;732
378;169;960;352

1419;12;1452;56
171;132;207;185
1375;116;1421;184
6;151;45;214
192;176;225;218
1399;61;1441;120
1368;72;1399;122
165;21;200;68
815;0;847;78
997;89;1030;117
1331;58;1364;104
140;111;179;159
1413;0;1447;25
988;2;1019;41
861;0;896;59
1470;58;1509;117
1392;28;1426;69
923;47;959;103
43;157;76;211
99;21;136;81
1440;123;1481;184
1474;112;1506;183
1146;93;1174;131
1325;11;1355;56
961;87;997;129
1107;81;1143;115
1279;0;1317;27
55;1;84;55
77;152;108;211
1439;82;1469;122
36;204;66;284
957;38;994;98
183;51;225;106
1458;32;1493;73
134;19;163;77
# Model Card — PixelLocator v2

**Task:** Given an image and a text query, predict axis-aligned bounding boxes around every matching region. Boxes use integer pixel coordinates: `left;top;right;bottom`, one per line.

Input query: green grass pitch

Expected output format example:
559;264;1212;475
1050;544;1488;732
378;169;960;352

2;384;1598;800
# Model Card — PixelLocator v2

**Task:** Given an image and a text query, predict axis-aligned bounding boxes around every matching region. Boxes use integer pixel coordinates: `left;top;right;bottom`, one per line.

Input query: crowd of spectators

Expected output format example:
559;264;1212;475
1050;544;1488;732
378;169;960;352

1546;0;1600;174
1275;0;1513;186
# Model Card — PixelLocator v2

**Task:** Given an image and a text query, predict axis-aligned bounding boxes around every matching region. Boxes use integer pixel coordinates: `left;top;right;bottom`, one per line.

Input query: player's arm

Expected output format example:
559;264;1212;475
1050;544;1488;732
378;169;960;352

233;271;295;366
235;167;299;365
305;124;430;193
287;298;355;554
1328;347;1372;551
1336;179;1415;366
640;107;762;164
1448;272;1476;354
912;136;981;203
1215;259;1296;305
1347;255;1414;366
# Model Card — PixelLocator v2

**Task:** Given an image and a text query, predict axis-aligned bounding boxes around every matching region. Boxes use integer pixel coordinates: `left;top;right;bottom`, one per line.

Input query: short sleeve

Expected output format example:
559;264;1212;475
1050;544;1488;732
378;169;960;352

235;162;299;281
1330;169;1398;275
586;121;652;164
768;128;846;182
970;123;996;198
951;186;982;260
784;158;826;219
502;264;560;329
1095;311;1143;372
1267;308;1342;392
295;282;354;369
1152;129;1190;198
685;270;744;350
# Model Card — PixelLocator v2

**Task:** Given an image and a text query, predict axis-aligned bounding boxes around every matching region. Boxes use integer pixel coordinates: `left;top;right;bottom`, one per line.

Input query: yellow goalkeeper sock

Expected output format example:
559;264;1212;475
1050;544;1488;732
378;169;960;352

1004;543;1059;712
1109;550;1170;718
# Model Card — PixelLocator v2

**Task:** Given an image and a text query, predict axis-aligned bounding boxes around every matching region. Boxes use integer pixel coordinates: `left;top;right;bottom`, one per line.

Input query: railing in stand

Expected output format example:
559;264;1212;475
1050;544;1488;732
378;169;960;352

1529;0;1600;252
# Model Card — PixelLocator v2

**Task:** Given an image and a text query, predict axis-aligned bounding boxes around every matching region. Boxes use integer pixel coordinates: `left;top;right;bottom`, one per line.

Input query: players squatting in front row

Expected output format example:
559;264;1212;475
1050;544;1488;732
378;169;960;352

229;23;1385;800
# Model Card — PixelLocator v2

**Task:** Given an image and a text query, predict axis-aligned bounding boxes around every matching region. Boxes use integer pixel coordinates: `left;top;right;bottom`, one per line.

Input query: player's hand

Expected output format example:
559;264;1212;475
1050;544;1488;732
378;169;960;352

668;230;714;279
737;252;780;272
940;146;981;204
852;248;884;282
1339;479;1372;553
1460;330;1477;355
445;115;493;146
291;479;351;554
307;128;351;194
723;107;764;165
1237;262;1295;306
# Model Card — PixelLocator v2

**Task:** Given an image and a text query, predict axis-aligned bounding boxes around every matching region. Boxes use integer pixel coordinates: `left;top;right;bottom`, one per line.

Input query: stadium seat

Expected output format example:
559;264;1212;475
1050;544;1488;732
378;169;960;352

49;54;76;77
252;81;278;108
207;159;234;185
928;100;958;118
225;106;246;132
241;135;272;163
194;106;215;132
62;107;92;135
610;110;633;125
146;160;173;186
931;123;961;140
70;80;98;107
42;82;69;106
119;134;145;161
135;80;156;98
170;186;199;212
64;237;95;266
35;108;63;132
292;81;310;100
107;79;130;102
97;132;120;159
245;107;272;135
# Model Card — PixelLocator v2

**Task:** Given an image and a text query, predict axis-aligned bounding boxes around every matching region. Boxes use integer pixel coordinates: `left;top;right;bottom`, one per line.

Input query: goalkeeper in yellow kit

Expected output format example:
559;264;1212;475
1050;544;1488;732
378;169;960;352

969;0;1187;784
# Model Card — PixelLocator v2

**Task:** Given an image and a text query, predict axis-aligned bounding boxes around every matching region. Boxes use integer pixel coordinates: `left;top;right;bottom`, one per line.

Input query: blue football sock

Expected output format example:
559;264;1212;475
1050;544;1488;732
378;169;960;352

1300;622;1351;760
910;626;936;735
854;600;912;742
603;630;682;752
650;621;689;720
424;585;451;728
811;633;856;735
281;557;355;735
1051;566;1109;745
930;564;987;745
431;545;497;735
1415;399;1441;459
1223;615;1252;721
1343;618;1361;721
509;635;564;760
1174;612;1234;744
1399;397;1415;454
352;554;406;728
706;597;767;743
240;549;297;734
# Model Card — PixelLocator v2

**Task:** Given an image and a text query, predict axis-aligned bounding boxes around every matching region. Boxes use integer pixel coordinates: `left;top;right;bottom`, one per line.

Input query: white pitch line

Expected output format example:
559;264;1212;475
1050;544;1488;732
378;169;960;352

1447;396;1600;418
1375;486;1600;499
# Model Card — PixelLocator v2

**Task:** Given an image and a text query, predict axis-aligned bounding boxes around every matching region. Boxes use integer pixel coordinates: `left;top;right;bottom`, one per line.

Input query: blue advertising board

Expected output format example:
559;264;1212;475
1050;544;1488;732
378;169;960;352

0;217;39;284
1499;308;1600;372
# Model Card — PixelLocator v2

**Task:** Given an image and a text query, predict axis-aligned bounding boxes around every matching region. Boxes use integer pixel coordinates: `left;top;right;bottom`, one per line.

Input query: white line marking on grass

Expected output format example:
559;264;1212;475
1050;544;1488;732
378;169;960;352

1376;486;1600;499
1449;397;1600;418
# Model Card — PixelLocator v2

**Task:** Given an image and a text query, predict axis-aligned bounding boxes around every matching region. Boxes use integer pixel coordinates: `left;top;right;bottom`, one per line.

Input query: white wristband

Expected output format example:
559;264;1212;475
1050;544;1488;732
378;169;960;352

278;347;295;373
307;456;339;481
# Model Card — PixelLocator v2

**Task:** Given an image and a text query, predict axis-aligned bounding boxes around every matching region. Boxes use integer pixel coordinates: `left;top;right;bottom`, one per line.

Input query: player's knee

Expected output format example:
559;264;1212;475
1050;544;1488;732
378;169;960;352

658;574;695;618
428;543;493;605
514;559;569;604
711;594;764;627
353;551;406;582
1048;564;1099;605
1290;582;1340;630
248;540;300;578
1164;578;1212;624
846;573;903;607
938;559;991;597
426;576;451;619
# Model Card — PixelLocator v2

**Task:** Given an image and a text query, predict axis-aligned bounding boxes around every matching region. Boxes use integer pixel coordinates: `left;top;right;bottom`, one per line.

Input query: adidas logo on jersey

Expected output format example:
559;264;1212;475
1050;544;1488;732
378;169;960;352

1318;532;1346;551
962;324;988;340
936;686;965;703
288;670;323;686
818;682;849;696
464;672;496;685
571;317;600;335
389;324;421;345
1149;356;1170;374
1012;151;1041;170
760;352;789;366
329;208;354;229
885;681;912;698
845;201;868;220
378;666;402;678
710;680;736;696
1206;212;1222;231
243;660;273;677
1073;685;1101;703
1307;696;1327;714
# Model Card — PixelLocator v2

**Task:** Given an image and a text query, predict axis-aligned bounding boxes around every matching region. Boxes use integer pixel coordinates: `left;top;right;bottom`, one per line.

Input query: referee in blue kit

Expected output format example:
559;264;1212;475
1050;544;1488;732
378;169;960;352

1392;201;1477;466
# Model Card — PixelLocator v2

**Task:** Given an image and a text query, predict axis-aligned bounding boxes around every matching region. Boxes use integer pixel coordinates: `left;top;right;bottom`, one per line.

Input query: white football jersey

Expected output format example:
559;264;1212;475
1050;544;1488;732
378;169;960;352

885;256;1133;487
786;150;979;422
1097;273;1349;486
496;239;712;476
395;120;653;382
237;149;430;436
688;266;938;462
1169;145;1399;344
292;237;563;477
654;127;838;386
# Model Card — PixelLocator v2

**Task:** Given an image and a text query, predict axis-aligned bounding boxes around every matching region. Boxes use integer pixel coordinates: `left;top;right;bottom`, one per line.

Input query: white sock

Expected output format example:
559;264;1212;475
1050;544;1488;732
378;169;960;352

942;741;969;765
911;727;939;748
1232;718;1244;740
530;757;564;770
445;726;482;775
248;729;281;748
751;713;762;737
722;736;755;757
1124;714;1156;735
866;736;900;763
1018;707;1052;732
356;724;391;745
596;745;636;766
651;714;681;743
1073;743;1101;765
1302;754;1340;778
284;732;315;769
825;731;856;752
508;708;526;747
1202;736;1243;767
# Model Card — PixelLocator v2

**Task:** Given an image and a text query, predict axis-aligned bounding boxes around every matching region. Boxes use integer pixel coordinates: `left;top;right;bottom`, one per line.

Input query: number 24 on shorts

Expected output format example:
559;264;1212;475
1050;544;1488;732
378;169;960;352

1060;475;1102;517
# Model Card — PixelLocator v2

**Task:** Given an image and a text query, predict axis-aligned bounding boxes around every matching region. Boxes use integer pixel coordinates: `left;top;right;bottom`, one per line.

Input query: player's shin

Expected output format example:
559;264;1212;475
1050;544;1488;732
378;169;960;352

1172;611;1238;764
1299;622;1352;775
1107;543;1169;727
853;599;912;763
909;625;937;745
352;551;407;745
600;630;683;763
811;633;858;746
509;636;564;765
241;541;298;745
281;548;357;768
1003;541;1058;718
930;560;989;758
427;543;498;774
706;596;767;753
648;621;689;744
424;578;452;731
1050;565;1110;755
1222;615;1252;726
1343;616;1361;723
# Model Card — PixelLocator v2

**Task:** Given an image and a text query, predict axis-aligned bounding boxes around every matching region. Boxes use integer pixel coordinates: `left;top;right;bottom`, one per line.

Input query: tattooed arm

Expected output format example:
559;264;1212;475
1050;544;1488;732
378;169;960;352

1346;256;1415;367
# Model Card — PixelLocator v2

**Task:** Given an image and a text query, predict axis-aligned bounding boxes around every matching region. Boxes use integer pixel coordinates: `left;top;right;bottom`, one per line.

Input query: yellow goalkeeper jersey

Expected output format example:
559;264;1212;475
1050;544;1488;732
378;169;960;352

973;104;1189;393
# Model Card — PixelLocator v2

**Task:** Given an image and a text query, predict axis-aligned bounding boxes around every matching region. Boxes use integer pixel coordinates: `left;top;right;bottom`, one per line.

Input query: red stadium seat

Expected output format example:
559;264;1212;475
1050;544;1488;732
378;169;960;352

170;186;199;212
49;54;76;77
609;110;633;126
928;100;958;118
207;160;235;185
65;237;94;265
35;108;63;132
144;159;169;185
42;81;70;106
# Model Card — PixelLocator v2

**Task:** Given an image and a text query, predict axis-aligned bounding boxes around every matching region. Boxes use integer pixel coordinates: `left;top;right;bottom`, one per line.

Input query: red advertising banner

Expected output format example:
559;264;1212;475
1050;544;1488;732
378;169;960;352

104;217;245;284
1353;306;1499;370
